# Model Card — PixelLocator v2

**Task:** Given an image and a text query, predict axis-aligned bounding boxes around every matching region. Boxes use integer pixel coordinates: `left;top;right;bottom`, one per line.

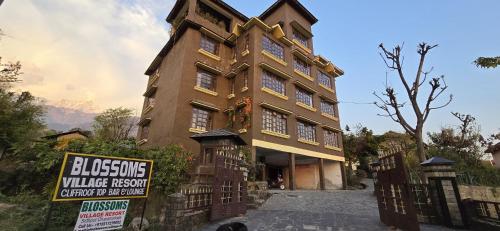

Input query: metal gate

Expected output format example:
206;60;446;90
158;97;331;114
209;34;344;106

374;152;420;231
210;149;247;221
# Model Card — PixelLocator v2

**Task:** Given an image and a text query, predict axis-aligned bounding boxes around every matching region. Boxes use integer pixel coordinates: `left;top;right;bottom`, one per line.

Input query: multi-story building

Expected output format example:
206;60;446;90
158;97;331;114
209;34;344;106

137;0;346;190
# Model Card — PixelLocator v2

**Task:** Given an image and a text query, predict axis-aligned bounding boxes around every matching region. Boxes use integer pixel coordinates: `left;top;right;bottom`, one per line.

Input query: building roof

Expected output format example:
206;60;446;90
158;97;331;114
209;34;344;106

260;0;318;25
43;129;90;139
166;0;249;23
190;128;247;145
420;156;455;166
485;142;500;153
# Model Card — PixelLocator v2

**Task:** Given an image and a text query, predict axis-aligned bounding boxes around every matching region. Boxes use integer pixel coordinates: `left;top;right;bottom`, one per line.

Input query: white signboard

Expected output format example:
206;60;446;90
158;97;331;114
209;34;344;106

75;200;129;231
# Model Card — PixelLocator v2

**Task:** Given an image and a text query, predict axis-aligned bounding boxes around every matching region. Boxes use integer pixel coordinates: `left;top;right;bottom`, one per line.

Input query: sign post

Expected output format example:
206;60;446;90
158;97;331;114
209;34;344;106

46;152;154;231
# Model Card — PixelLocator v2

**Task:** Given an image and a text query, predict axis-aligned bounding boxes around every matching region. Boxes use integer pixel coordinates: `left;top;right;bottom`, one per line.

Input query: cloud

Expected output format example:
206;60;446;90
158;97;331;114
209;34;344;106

0;0;175;112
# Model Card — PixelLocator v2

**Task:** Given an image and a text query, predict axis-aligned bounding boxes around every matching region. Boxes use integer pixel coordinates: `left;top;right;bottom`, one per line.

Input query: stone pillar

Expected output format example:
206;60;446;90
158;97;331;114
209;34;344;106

318;158;325;190
163;193;187;231
340;162;347;190
289;153;296;190
421;157;466;228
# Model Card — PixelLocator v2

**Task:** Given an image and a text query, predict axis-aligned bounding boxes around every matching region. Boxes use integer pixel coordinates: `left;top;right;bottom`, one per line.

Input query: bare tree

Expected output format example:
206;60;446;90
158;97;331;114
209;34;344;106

374;43;453;162
0;29;22;87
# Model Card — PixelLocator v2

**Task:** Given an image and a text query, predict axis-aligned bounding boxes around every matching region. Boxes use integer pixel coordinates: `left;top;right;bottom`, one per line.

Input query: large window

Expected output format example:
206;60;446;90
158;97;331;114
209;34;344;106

262;36;284;60
200;33;219;55
262;70;285;95
262;108;287;135
324;129;340;148
320;100;336;117
196;69;216;91
191;107;213;131
297;120;316;142
296;87;313;107
293;29;309;48
318;72;333;89
294;56;311;76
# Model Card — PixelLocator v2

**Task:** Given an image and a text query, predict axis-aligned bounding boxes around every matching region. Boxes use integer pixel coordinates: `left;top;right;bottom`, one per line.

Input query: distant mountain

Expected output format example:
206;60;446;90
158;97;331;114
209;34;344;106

43;104;139;137
43;105;96;132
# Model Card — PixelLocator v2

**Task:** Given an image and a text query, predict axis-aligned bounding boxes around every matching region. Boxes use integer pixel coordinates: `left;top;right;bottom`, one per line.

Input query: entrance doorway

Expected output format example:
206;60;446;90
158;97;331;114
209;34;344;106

267;166;284;189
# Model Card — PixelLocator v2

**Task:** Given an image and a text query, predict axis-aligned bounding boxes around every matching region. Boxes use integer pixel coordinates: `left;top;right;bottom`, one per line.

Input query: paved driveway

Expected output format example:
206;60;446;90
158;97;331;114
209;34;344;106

201;181;456;231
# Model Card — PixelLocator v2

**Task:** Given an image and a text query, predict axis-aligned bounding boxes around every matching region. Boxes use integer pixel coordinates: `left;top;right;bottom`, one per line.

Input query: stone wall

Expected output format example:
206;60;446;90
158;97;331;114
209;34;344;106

458;185;500;202
162;193;209;231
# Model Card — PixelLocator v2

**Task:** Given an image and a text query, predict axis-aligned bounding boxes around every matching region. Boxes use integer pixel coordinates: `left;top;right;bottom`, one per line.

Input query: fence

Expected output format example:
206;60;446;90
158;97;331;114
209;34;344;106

409;184;439;224
179;184;213;210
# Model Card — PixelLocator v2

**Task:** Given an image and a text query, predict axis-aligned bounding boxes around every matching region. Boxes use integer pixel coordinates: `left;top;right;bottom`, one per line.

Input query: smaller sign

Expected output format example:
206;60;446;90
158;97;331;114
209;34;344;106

75;200;129;231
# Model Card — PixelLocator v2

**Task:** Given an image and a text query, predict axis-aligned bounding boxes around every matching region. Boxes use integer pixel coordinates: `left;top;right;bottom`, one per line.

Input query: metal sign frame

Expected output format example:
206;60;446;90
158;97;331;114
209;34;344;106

52;152;154;202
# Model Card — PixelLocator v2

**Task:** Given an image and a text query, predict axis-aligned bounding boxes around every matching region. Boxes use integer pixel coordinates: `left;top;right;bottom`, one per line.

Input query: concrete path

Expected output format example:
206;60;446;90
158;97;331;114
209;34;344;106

200;180;456;231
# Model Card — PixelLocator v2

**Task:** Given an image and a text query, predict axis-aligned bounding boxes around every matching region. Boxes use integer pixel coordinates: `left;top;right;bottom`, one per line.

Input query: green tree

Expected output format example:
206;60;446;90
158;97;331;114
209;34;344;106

0;89;45;159
92;107;137;142
474;56;500;68
427;112;500;186
343;125;378;184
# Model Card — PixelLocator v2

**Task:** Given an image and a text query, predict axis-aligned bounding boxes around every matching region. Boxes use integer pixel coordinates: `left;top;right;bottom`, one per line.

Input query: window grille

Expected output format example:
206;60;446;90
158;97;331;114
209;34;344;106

262;108;287;134
294;56;311;76
262;70;285;95
320;100;336;116
200;33;219;55
191;107;213;131
324;129;340;147
262;36;284;60
296;87;313;106
196;69;216;91
297;120;316;142
318;72;333;89
293;29;308;48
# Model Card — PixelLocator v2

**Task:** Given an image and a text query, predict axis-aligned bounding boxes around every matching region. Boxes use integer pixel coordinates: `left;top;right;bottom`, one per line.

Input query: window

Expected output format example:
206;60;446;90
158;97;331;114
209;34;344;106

146;96;155;108
324;129;340;147
244;34;250;51
262;36;284;60
191;107;213;131
262;108;287;135
296;87;313;107
320;100;336;116
293;29;309;48
221;181;232;204
318;72;333;89
243;70;249;88
200;33;219;55
297;120;316;142
294;56;311;76
231;47;237;60
195;1;230;32
203;148;214;164
141;124;150;140
229;78;235;94
196;69;216;91
262;70;285;95
238;182;243;202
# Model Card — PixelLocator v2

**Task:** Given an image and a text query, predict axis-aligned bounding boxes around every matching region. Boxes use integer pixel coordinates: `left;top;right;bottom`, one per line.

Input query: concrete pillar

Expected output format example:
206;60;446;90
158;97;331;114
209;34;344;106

318;158;325;190
421;157;466;228
289;153;296;190
340;162;347;190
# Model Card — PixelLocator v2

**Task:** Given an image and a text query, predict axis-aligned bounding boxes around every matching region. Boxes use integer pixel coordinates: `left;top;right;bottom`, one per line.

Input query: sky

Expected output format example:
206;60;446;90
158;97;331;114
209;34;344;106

0;0;499;137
